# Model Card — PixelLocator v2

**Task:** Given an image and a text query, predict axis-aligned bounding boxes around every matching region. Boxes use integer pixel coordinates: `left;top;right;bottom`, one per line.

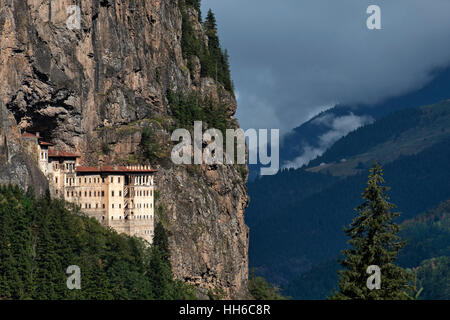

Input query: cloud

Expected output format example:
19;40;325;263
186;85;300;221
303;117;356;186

202;0;450;134
282;113;373;169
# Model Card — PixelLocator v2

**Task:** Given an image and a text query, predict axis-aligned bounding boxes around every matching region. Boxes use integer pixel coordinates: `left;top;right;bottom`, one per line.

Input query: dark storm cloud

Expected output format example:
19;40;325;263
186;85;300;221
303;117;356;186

202;0;450;134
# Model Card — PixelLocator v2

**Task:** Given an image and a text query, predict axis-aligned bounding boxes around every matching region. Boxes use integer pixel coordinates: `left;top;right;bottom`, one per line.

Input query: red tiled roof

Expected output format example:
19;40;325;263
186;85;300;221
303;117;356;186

21;132;38;138
48;149;81;158
76;166;157;174
39;141;53;146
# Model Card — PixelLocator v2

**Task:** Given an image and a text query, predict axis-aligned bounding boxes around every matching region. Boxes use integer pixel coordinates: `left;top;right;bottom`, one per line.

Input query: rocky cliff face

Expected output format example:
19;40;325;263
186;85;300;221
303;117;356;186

0;0;249;299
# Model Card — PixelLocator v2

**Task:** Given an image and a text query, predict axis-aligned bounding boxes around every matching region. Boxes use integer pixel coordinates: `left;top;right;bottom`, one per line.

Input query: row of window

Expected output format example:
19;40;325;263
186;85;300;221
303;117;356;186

59;176;123;186
84;203;106;209
137;230;153;235
81;203;153;210
134;190;153;197
68;190;105;198
53;163;75;171
109;215;153;220
66;190;152;198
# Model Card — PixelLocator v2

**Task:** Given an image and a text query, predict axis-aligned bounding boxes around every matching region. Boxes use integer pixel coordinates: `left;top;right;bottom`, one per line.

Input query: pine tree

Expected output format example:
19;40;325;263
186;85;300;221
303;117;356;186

330;162;410;300
147;222;174;299
204;10;218;47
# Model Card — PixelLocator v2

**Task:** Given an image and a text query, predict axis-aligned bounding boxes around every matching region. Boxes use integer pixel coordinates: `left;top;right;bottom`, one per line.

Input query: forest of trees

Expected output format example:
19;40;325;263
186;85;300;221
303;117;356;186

179;0;234;92
167;89;229;134
248;137;450;280
0;185;196;300
283;196;450;300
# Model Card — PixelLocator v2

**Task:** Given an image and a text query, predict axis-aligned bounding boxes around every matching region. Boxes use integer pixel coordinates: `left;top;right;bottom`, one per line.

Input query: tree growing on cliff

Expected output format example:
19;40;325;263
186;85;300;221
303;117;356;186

204;9;233;91
147;222;196;299
330;162;410;300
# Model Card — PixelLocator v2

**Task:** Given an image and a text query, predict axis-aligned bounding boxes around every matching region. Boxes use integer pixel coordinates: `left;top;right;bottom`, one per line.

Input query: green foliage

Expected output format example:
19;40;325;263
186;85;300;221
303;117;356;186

398;200;450;267
101;142;111;155
248;270;287;300
414;256;450;300
247;136;450;289
148;222;197;299
330;163;410;300
284;199;450;300
184;0;201;18
0;185;196;300
140;127;160;163
283;259;340;300
203;10;233;91
207;287;226;300
167;90;229;134
179;1;233;92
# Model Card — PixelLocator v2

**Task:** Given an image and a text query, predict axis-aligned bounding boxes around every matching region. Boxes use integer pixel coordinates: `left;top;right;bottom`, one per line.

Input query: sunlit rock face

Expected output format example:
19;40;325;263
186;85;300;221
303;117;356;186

0;0;249;299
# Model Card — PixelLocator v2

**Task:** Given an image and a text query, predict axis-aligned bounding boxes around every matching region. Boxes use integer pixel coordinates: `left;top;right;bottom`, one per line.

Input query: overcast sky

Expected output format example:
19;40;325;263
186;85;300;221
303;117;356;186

202;0;450;135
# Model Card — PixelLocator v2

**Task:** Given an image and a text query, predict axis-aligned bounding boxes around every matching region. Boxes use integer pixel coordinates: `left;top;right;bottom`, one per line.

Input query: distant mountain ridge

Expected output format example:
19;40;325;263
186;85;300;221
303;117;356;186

248;67;450;179
247;100;450;288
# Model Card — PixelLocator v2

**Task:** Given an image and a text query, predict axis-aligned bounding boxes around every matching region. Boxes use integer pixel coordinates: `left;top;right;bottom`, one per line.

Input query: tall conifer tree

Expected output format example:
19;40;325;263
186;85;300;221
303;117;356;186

331;162;410;300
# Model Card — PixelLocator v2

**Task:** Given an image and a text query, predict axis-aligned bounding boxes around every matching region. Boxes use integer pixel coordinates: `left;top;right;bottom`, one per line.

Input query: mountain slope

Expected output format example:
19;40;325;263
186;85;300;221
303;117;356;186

270;67;450;175
283;200;450;300
247;101;450;285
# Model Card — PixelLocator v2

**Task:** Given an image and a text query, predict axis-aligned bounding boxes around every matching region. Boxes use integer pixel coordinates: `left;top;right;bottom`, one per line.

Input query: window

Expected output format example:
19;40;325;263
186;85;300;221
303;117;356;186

55;177;58;183
112;204;114;209
119;204;121;209
112;191;114;197
96;204;98;209
88;204;91;209
79;178;81;184
89;191;92;197
101;191;105;197
67;191;70;197
118;177;121;183
85;178;87;183
119;191;122;197
85;191;87;197
102;204;105;209
110;177;113;183
89;178;91;183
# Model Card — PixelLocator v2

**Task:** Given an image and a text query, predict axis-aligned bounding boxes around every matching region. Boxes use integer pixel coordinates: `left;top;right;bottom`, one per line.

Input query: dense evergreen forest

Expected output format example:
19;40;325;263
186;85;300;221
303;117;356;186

247;102;450;298
248;137;450;283
0;185;195;300
284;200;450;300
